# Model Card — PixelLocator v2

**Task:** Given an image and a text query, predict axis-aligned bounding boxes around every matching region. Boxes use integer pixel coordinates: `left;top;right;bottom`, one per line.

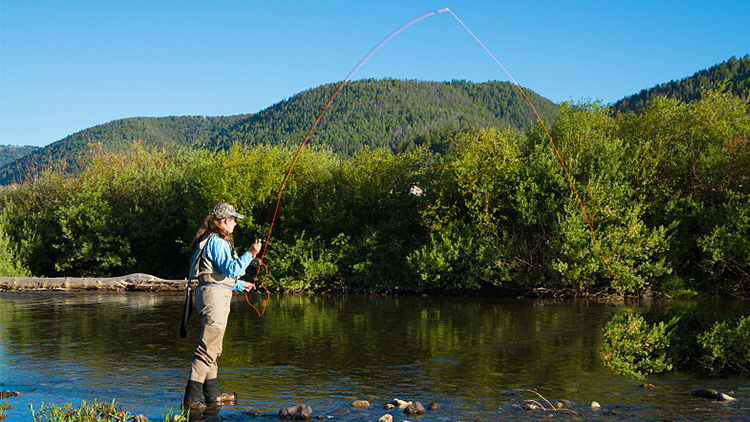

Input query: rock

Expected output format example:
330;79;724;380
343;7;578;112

351;400;370;408
428;402;440;411
522;403;539;411
716;393;737;402
591;401;601;409
403;402;426;415
0;391;19;399
391;398;412;408
279;404;313;420
383;404;395;410
378;414;393;422
691;389;720;400
640;383;656;389
133;415;149;422
556;399;572;408
0;404;14;411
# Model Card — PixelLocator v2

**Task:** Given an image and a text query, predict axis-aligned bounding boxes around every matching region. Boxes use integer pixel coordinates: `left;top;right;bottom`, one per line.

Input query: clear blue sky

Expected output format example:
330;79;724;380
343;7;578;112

1;0;748;147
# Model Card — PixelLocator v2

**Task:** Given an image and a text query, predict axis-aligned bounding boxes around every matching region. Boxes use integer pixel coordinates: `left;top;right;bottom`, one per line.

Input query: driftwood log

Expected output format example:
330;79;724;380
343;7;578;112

0;273;186;291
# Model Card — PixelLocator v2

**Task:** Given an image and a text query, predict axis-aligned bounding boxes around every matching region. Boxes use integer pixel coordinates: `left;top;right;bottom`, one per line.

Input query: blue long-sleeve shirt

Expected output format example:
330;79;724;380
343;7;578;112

204;235;255;291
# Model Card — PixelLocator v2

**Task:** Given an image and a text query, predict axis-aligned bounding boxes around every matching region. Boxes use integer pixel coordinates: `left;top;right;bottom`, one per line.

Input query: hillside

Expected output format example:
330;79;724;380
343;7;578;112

0;79;557;185
611;54;750;114
0;145;38;168
0;115;248;185
203;78;559;154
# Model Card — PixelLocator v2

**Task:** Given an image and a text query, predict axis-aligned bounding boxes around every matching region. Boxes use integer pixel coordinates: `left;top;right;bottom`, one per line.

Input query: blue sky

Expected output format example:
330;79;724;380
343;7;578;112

1;0;748;147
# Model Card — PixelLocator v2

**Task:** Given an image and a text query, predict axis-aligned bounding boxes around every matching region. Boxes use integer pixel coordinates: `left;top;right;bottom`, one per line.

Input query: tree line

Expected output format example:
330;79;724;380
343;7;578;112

0;79;556;186
611;54;750;115
1;88;747;299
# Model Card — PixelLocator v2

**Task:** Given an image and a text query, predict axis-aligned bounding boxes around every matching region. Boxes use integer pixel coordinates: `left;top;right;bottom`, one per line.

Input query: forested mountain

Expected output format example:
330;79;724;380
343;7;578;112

203;79;558;154
611;54;750;114
0;79;557;185
0;145;38;168
0;115;248;185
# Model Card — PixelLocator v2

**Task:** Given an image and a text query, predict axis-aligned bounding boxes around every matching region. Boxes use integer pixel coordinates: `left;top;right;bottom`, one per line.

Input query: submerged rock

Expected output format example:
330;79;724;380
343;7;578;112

717;392;737;402
377;414;393;422
428;402;440;411
556;399;572;408
391;398;412;408
403;402;426;415
691;389;721;400
351;400;370;408
522;403;539;411
0;391;19;399
279;404;313;420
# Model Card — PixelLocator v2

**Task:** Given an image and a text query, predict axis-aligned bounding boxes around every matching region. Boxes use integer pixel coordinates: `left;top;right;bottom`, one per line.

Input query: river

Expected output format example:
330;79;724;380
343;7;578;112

0;291;747;421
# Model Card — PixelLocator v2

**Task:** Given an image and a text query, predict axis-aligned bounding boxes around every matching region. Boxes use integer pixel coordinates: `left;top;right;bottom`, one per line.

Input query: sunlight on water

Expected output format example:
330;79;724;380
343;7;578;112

0;292;748;421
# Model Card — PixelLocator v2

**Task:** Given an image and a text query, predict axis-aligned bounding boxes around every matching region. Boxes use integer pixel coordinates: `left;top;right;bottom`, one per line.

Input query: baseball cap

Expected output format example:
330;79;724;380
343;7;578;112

212;202;244;220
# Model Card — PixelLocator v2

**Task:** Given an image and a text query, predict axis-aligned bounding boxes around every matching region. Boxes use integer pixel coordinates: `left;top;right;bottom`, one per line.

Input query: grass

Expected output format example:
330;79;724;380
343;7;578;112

27;399;189;422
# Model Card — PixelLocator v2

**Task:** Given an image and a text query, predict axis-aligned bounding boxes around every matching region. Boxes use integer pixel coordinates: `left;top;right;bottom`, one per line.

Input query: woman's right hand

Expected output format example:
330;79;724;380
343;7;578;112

249;238;262;257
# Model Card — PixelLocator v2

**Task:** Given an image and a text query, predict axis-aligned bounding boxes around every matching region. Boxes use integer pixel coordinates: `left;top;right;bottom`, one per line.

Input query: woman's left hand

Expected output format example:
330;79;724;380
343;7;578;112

243;282;256;292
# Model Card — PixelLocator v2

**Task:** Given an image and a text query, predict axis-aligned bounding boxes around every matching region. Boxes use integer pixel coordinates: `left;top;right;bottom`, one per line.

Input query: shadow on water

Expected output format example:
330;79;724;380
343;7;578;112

0;291;748;421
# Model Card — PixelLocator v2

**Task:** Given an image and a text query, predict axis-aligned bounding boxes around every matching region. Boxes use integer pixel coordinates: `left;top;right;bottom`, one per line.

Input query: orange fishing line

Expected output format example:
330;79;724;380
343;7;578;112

444;8;621;289
246;7;623;317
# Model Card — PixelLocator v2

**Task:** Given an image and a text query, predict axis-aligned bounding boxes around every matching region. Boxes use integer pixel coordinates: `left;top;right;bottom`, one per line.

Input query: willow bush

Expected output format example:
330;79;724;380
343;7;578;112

602;304;750;377
0;89;747;296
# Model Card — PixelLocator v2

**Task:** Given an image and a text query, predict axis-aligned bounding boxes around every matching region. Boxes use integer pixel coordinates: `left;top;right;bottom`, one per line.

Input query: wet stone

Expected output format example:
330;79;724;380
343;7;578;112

279;404;313;420
403;401;426;415
378;414;393;422
691;389;719;400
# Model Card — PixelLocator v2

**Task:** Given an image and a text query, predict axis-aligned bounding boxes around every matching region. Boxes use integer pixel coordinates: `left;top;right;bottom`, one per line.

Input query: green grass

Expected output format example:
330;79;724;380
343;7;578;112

27;399;189;422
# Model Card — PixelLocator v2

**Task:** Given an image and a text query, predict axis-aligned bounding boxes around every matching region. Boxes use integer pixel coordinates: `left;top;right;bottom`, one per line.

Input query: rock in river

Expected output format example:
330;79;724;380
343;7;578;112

403;401;426;415
279;404;313;420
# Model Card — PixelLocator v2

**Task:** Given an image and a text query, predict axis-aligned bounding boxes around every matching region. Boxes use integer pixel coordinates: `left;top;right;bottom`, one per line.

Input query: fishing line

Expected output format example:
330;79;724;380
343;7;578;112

245;8;452;316
442;8;621;288
246;7;621;316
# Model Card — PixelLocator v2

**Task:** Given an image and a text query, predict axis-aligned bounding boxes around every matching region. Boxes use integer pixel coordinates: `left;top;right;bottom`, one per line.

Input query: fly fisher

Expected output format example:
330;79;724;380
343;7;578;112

182;202;262;410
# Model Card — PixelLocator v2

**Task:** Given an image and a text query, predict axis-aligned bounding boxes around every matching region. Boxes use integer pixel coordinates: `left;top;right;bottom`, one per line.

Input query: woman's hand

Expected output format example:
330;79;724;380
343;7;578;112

243;281;256;292
248;238;262;257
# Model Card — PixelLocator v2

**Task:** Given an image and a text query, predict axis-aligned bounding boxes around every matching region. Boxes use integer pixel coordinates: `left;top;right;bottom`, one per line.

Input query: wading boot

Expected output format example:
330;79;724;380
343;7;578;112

204;378;237;406
183;380;206;411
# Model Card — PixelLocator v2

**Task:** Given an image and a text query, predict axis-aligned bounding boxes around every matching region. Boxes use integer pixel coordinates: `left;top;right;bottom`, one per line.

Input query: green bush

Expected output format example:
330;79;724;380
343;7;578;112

698;314;750;374
0;220;30;277
601;310;676;378
1;89;748;296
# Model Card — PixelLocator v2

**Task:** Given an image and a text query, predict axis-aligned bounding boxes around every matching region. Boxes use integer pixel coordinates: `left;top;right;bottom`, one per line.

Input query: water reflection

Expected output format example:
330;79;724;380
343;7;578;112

0;292;747;421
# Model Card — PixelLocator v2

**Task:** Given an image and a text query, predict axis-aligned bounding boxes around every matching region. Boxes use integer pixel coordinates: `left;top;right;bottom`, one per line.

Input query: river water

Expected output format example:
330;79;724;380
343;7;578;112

0;291;747;421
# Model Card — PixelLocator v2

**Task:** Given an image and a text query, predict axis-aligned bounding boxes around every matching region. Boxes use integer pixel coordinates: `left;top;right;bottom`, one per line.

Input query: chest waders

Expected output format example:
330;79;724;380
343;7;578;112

182;234;239;410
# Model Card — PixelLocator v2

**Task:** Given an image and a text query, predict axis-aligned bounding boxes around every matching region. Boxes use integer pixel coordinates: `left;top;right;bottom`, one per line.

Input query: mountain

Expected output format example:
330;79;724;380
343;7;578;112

0;145;39;168
0;115;248;185
0;79;558;185
611;54;750;115
202;78;558;154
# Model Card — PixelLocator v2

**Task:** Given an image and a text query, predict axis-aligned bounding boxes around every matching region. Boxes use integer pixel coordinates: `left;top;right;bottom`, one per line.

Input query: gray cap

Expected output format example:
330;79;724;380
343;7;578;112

212;202;244;220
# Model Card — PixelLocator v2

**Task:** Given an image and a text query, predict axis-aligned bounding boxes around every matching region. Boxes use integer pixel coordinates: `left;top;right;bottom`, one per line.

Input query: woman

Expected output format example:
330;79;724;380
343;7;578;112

183;202;262;410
